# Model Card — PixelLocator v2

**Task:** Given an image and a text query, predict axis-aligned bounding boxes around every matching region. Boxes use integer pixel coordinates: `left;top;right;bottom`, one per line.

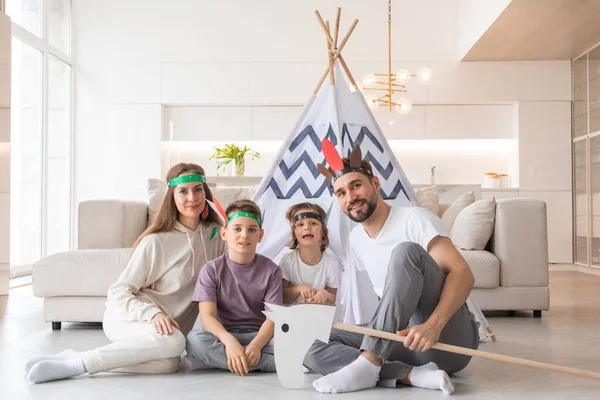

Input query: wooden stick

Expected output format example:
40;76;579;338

326;21;335;86
313;11;359;93
333;7;341;50
486;327;497;342
339;58;357;88
332;322;600;381
313;19;358;94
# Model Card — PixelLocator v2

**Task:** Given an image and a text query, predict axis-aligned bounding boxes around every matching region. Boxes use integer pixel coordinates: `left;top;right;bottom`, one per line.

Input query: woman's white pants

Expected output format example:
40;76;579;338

80;310;186;375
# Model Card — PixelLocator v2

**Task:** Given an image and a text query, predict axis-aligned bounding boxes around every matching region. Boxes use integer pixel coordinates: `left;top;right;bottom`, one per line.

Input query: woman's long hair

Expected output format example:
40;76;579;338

132;163;221;250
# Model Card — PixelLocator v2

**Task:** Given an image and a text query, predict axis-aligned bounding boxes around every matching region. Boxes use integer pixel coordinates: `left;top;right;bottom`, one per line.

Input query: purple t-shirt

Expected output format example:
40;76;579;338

192;253;283;328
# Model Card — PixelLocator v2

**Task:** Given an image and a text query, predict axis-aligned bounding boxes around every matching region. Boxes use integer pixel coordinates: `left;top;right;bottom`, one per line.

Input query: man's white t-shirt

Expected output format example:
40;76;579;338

349;206;449;298
279;250;342;304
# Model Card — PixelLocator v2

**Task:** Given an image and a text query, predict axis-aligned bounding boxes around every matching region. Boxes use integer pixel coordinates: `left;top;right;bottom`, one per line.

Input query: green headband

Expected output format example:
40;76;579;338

227;211;262;227
168;174;205;187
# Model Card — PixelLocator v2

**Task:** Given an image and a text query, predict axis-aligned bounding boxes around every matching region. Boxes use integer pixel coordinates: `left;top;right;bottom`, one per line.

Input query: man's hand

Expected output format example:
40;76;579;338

397;322;441;352
307;289;332;304
150;312;180;335
244;342;262;367
225;338;249;376
297;284;317;301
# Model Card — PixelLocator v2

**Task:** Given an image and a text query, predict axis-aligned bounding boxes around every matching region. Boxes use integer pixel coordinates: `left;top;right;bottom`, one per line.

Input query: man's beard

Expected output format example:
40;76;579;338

346;195;377;223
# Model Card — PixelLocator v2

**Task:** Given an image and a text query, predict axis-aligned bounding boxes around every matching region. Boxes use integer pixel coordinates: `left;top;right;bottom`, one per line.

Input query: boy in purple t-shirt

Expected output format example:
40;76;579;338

185;200;283;376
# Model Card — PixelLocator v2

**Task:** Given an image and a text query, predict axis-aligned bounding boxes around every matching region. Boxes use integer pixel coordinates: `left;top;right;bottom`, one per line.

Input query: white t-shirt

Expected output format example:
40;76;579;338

279;250;342;304
350;206;448;298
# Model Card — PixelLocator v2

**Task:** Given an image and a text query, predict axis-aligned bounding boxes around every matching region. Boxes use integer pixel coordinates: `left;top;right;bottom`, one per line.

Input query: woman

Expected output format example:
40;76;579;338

26;163;227;383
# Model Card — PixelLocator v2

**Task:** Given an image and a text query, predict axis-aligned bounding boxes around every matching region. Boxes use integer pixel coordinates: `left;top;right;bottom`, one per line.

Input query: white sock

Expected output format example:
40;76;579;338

25;349;78;375
409;362;454;395
27;355;86;384
313;355;381;394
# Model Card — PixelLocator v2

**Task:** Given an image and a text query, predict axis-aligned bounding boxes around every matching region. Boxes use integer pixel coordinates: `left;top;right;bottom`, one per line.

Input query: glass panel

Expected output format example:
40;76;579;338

9;38;43;267
572;55;588;138
47;0;72;56
591;137;600;265
574;139;588;264
590;46;600;134
46;55;72;256
6;0;43;38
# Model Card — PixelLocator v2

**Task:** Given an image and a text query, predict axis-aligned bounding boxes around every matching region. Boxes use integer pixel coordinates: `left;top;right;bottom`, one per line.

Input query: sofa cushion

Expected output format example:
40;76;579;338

148;178;167;225
450;198;497;250
415;185;440;216
441;190;475;232
458;249;499;289
32;249;131;297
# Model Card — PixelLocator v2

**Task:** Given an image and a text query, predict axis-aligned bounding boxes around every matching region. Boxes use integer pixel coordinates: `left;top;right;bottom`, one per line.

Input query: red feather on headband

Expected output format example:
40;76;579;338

321;138;344;173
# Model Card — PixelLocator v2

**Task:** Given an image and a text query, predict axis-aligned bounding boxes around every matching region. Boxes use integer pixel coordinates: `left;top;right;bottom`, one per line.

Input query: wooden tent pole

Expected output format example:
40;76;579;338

326;21;335;86
333;7;341;49
313;11;359;94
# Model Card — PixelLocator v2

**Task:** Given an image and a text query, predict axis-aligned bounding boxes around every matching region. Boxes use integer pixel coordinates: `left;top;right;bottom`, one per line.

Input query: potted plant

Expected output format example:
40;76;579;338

209;143;260;176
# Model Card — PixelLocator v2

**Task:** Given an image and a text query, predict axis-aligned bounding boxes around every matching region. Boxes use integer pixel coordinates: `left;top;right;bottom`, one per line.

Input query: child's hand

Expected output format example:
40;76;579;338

245;342;262;367
298;284;317;301
225;339;248;376
308;289;332;304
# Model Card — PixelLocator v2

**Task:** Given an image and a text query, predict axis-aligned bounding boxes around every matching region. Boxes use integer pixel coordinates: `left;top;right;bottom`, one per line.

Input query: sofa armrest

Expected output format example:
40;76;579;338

78;200;148;249
488;198;549;288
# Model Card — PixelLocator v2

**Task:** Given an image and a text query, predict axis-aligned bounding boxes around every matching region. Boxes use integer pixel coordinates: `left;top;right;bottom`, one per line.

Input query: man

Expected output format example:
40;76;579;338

305;141;479;394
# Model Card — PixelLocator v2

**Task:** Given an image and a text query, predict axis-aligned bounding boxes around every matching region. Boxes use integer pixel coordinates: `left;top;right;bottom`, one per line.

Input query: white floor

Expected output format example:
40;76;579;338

2;271;600;399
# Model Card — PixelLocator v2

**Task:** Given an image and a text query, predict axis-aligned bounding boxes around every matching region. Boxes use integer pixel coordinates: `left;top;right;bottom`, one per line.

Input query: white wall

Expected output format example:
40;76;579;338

458;0;512;59
0;11;11;295
73;0;572;262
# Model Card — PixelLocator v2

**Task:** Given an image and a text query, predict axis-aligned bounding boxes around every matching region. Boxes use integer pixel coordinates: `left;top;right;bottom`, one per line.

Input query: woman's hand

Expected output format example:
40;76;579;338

225;339;249;376
151;312;180;335
245;342;262;367
297;284;317;301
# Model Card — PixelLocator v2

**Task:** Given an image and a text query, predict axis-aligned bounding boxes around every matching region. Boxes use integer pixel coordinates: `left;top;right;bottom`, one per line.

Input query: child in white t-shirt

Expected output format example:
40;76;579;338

279;202;341;305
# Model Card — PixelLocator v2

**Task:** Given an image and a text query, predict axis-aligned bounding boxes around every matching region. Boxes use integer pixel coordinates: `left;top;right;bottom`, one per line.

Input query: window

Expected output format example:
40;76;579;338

47;55;71;256
7;0;72;274
9;38;43;267
6;0;42;38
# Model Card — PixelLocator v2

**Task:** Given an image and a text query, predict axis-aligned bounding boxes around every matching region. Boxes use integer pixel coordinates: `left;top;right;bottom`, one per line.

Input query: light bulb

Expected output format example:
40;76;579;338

395;69;411;85
389;120;394;125
365;95;379;110
395;98;412;115
417;67;432;84
362;73;377;87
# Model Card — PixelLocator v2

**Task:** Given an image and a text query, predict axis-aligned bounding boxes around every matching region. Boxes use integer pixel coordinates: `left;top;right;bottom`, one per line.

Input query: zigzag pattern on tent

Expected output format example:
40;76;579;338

266;124;338;200
341;124;409;200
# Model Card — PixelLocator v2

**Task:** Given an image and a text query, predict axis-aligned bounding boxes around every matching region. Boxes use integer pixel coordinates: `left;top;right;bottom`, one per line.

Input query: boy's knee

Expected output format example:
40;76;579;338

185;330;216;356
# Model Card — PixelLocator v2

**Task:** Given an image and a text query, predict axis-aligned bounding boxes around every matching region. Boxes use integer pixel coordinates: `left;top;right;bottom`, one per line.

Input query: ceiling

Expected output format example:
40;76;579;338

462;0;600;61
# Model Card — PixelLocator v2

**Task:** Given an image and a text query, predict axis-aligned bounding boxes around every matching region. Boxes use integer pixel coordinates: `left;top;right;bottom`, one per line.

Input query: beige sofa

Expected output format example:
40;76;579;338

33;190;549;330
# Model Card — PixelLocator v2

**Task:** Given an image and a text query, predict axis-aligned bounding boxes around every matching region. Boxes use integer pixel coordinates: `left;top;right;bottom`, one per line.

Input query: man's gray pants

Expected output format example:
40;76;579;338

186;325;276;372
303;241;479;382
